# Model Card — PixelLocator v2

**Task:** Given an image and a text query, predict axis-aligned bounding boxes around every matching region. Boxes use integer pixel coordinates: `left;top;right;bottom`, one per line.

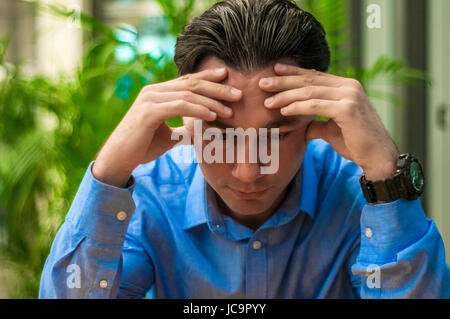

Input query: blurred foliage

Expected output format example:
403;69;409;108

0;0;184;298
0;0;428;298
297;0;430;119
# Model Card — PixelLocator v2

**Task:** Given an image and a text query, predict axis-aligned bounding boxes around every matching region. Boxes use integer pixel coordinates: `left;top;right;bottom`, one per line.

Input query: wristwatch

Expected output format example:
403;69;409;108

359;153;425;203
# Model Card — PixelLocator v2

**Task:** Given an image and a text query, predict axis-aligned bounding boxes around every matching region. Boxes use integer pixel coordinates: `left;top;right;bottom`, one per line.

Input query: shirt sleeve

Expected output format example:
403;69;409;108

38;161;154;299
350;198;450;298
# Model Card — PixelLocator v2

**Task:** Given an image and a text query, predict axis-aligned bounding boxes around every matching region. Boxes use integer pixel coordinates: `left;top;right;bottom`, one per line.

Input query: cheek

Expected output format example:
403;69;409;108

277;131;308;171
282;129;308;155
198;162;230;186
278;145;304;171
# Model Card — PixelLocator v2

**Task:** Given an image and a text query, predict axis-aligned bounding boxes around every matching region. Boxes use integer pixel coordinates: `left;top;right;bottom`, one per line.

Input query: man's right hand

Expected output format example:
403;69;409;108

92;67;242;188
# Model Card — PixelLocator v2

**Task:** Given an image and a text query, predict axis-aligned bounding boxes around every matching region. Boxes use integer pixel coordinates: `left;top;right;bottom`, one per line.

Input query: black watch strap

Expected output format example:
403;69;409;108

359;173;408;203
359;153;424;203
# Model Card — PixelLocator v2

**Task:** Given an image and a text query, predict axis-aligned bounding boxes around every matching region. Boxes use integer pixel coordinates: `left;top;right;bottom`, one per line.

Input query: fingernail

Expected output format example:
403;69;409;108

260;78;272;86
276;64;287;71
216;68;226;74
265;97;274;107
224;106;233;115
280;107;289;115
231;88;242;96
210;111;217;118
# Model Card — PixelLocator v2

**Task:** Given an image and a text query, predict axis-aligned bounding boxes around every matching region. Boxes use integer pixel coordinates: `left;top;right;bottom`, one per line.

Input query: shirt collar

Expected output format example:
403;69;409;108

183;166;209;229
183;142;319;231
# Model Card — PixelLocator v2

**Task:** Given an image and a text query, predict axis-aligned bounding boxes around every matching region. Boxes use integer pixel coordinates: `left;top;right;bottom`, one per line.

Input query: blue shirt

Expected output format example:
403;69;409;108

39;139;450;298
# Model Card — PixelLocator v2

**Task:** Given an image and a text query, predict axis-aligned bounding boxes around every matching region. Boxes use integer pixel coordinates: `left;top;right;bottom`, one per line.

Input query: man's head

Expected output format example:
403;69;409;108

174;0;330;226
174;0;330;76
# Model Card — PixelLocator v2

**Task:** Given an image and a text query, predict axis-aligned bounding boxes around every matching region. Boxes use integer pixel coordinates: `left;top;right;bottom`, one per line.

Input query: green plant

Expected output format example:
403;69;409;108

0;0;185;298
298;0;430;106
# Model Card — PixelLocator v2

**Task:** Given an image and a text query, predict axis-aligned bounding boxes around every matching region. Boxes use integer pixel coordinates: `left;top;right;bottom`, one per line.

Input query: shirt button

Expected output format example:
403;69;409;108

116;211;127;221
99;280;108;289
365;227;373;238
252;240;262;249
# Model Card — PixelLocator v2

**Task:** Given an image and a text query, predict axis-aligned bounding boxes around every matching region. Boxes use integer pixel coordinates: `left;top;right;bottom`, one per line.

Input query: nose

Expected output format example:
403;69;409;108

232;138;262;184
231;162;263;183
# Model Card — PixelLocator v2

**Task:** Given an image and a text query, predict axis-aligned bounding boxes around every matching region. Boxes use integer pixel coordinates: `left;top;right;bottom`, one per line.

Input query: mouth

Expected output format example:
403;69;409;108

227;186;269;200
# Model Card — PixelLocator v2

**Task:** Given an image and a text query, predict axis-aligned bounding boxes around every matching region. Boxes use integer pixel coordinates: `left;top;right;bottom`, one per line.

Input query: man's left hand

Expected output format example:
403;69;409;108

259;63;400;182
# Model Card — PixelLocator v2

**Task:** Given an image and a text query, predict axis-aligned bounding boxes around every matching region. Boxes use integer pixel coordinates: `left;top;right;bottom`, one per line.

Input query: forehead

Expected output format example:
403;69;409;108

197;56;297;129
197;55;281;89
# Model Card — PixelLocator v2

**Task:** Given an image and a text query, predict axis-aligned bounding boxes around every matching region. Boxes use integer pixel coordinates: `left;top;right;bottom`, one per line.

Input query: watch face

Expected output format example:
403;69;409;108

410;161;424;192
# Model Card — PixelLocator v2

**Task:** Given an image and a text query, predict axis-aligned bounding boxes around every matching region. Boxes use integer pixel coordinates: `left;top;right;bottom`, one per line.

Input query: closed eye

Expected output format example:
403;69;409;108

219;131;290;140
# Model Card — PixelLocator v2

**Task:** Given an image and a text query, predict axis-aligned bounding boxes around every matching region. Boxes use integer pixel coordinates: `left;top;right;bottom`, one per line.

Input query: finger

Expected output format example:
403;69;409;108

153;68;243;102
305;119;328;142
305;119;352;159
145;90;233;118
280;99;341;119
180;77;243;103
156;67;228;87
306;119;341;141
182;116;194;134
264;86;343;109
192;66;229;82
259;74;342;93
274;63;336;78
153;100;217;122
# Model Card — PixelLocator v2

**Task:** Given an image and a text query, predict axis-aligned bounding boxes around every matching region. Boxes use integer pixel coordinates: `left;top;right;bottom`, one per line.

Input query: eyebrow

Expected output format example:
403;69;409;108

205;117;301;130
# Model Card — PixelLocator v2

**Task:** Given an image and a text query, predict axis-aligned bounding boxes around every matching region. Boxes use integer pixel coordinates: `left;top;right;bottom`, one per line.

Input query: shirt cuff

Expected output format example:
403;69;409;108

66;161;137;245
357;198;430;264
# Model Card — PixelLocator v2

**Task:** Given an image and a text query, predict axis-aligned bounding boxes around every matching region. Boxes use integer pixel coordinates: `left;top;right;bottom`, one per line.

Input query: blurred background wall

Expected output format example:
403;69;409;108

0;0;448;298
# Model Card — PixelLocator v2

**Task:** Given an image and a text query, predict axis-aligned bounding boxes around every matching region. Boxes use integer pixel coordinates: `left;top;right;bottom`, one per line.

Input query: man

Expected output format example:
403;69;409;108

39;0;449;298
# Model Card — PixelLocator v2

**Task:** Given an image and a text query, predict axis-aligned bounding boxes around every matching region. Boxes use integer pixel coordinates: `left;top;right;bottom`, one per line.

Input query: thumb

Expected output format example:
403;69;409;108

305;119;329;143
182;116;194;136
305;119;352;161
170;126;193;146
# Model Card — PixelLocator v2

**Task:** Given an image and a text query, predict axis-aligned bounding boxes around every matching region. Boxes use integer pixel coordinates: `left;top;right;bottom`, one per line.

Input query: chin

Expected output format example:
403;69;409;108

219;191;277;216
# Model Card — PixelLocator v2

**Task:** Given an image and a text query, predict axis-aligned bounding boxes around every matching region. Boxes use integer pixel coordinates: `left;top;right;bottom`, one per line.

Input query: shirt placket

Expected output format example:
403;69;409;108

245;233;268;298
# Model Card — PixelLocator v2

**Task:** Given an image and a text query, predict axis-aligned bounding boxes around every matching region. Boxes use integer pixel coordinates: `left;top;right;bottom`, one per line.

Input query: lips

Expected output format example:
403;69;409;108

228;187;269;200
233;188;267;193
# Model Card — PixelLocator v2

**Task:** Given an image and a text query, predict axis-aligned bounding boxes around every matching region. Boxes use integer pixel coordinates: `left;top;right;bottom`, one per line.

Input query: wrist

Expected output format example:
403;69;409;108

362;153;399;182
363;164;396;182
361;158;398;205
91;160;133;188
